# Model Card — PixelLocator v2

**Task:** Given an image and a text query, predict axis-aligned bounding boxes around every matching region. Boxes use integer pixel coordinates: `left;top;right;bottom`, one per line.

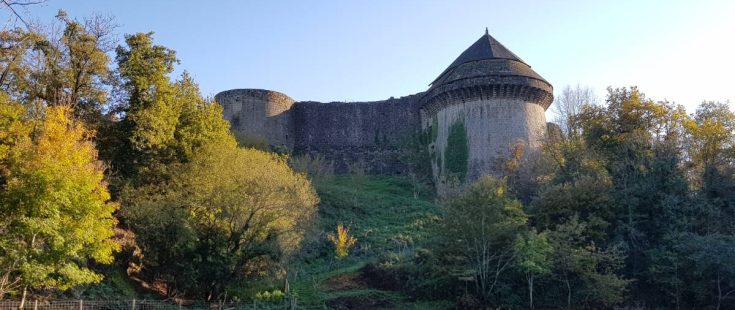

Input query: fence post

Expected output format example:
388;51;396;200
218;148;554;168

131;299;136;310
33;300;37;310
78;299;83;310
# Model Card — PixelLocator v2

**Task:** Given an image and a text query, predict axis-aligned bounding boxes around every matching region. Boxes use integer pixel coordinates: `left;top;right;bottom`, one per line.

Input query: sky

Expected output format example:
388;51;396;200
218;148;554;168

4;0;735;113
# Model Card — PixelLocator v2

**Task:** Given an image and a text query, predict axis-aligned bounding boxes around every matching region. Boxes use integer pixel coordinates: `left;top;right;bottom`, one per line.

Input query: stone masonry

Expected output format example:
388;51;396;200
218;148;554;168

215;29;554;189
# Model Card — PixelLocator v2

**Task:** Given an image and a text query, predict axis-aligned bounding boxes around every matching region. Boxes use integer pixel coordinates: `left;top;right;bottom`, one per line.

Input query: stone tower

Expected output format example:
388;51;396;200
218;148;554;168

420;29;553;187
215;89;296;150
215;29;553;191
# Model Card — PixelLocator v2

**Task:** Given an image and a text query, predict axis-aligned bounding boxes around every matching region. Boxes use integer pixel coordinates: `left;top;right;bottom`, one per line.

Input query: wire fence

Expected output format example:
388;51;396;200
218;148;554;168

0;299;302;310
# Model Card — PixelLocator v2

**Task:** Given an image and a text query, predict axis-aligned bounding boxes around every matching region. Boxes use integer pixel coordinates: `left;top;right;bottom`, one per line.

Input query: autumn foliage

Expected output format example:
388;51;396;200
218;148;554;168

328;224;358;259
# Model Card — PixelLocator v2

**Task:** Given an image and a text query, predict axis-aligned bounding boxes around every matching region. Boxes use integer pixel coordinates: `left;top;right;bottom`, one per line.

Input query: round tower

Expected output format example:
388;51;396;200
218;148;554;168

215;89;295;150
421;29;553;187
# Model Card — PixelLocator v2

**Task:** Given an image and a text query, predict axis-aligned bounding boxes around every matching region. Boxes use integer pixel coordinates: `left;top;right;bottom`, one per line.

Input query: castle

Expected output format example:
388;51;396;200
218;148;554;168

215;29;553;189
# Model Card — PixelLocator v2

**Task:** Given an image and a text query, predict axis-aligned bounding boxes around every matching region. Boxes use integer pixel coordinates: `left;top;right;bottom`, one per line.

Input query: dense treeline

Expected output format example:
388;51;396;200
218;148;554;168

368;87;735;308
2;8;735;310
0;11;317;304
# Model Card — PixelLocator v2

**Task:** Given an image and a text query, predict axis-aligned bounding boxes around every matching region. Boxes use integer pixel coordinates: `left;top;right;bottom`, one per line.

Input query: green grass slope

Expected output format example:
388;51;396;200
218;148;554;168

289;175;449;309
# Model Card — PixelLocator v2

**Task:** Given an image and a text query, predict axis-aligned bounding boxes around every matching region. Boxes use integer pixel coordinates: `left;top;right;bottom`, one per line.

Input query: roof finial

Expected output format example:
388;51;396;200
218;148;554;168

485;27;489;35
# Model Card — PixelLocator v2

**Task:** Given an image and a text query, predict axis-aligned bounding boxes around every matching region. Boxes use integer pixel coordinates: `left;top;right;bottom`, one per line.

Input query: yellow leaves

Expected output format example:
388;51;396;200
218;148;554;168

120;141;318;293
328;224;358;259
495;185;505;197
123;141;318;265
0;95;30;163
1;105;118;291
684;102;735;171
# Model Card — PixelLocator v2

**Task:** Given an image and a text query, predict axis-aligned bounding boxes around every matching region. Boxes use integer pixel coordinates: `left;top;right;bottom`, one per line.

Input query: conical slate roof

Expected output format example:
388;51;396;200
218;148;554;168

422;30;553;112
431;29;525;85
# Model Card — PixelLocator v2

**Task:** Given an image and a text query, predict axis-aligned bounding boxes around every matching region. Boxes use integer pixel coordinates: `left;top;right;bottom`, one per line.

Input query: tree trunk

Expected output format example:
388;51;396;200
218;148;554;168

717;271;722;310
565;276;572;310
19;287;27;310
528;273;534;309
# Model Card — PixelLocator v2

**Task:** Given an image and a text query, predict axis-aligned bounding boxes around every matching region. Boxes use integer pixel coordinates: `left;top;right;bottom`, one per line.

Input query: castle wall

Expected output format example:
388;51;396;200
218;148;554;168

424;98;547;186
216;89;295;149
215;31;555;193
293;94;423;174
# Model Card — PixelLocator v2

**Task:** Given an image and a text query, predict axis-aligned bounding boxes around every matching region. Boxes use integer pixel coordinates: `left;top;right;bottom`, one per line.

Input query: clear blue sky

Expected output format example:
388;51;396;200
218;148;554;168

6;0;735;112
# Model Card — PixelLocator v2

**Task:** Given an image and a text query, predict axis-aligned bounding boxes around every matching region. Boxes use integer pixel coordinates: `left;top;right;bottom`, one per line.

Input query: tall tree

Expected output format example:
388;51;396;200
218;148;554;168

0;97;118;303
538;87;691;305
551;84;597;136
110;32;178;181
107;32;235;185
1;11;115;126
514;230;552;309
684;101;735;207
545;217;629;308
439;176;528;304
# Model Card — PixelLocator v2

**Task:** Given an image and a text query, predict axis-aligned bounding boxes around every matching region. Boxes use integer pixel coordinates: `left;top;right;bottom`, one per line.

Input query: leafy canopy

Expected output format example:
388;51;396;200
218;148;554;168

0;97;118;297
122;143;318;299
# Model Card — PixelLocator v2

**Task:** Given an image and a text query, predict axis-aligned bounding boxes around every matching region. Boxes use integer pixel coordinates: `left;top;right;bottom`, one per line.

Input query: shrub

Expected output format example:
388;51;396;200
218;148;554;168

289;153;335;181
328;224;358;258
122;143;318;298
234;132;269;150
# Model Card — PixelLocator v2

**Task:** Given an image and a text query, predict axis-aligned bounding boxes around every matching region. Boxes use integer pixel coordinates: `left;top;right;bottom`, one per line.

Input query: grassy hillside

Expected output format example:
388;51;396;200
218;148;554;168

288;175;450;309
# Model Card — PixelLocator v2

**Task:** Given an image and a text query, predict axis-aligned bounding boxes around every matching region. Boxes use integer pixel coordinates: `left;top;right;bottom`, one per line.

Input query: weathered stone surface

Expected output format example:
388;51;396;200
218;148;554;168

215;30;554;192
216;89;295;149
293;94;423;174
425;98;547;185
216;91;423;175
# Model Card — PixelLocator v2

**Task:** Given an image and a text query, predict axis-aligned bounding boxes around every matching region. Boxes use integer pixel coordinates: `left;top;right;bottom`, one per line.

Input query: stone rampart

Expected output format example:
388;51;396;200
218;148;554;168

293;94;423;173
216;89;295;149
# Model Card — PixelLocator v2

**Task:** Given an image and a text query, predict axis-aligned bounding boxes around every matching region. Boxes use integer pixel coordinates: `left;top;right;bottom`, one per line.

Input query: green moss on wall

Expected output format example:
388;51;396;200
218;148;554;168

444;120;468;181
430;116;438;143
397;129;433;180
436;151;442;176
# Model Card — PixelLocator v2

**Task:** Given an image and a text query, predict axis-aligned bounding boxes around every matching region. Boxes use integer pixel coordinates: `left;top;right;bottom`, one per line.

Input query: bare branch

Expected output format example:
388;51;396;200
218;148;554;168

2;0;45;29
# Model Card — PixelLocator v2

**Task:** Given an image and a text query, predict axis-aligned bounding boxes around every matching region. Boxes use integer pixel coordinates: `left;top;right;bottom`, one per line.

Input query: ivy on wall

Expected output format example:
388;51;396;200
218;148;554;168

444;120;468;182
397;127;433;181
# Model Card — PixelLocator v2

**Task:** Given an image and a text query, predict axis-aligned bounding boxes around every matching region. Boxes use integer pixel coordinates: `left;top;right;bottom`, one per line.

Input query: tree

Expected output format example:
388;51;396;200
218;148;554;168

1;0;46;29
572;88;690;298
514;230;552;309
551;84;597;136
110;32;178;181
546;217;629;308
171;72;235;160
0;28;42;95
1;11;116;126
684;101;735;213
107;33;235;185
677;233;735;310
531;175;616;241
121;143;318;299
0;99;118;303
532;129;617;242
684;101;735;173
439;176;527;303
